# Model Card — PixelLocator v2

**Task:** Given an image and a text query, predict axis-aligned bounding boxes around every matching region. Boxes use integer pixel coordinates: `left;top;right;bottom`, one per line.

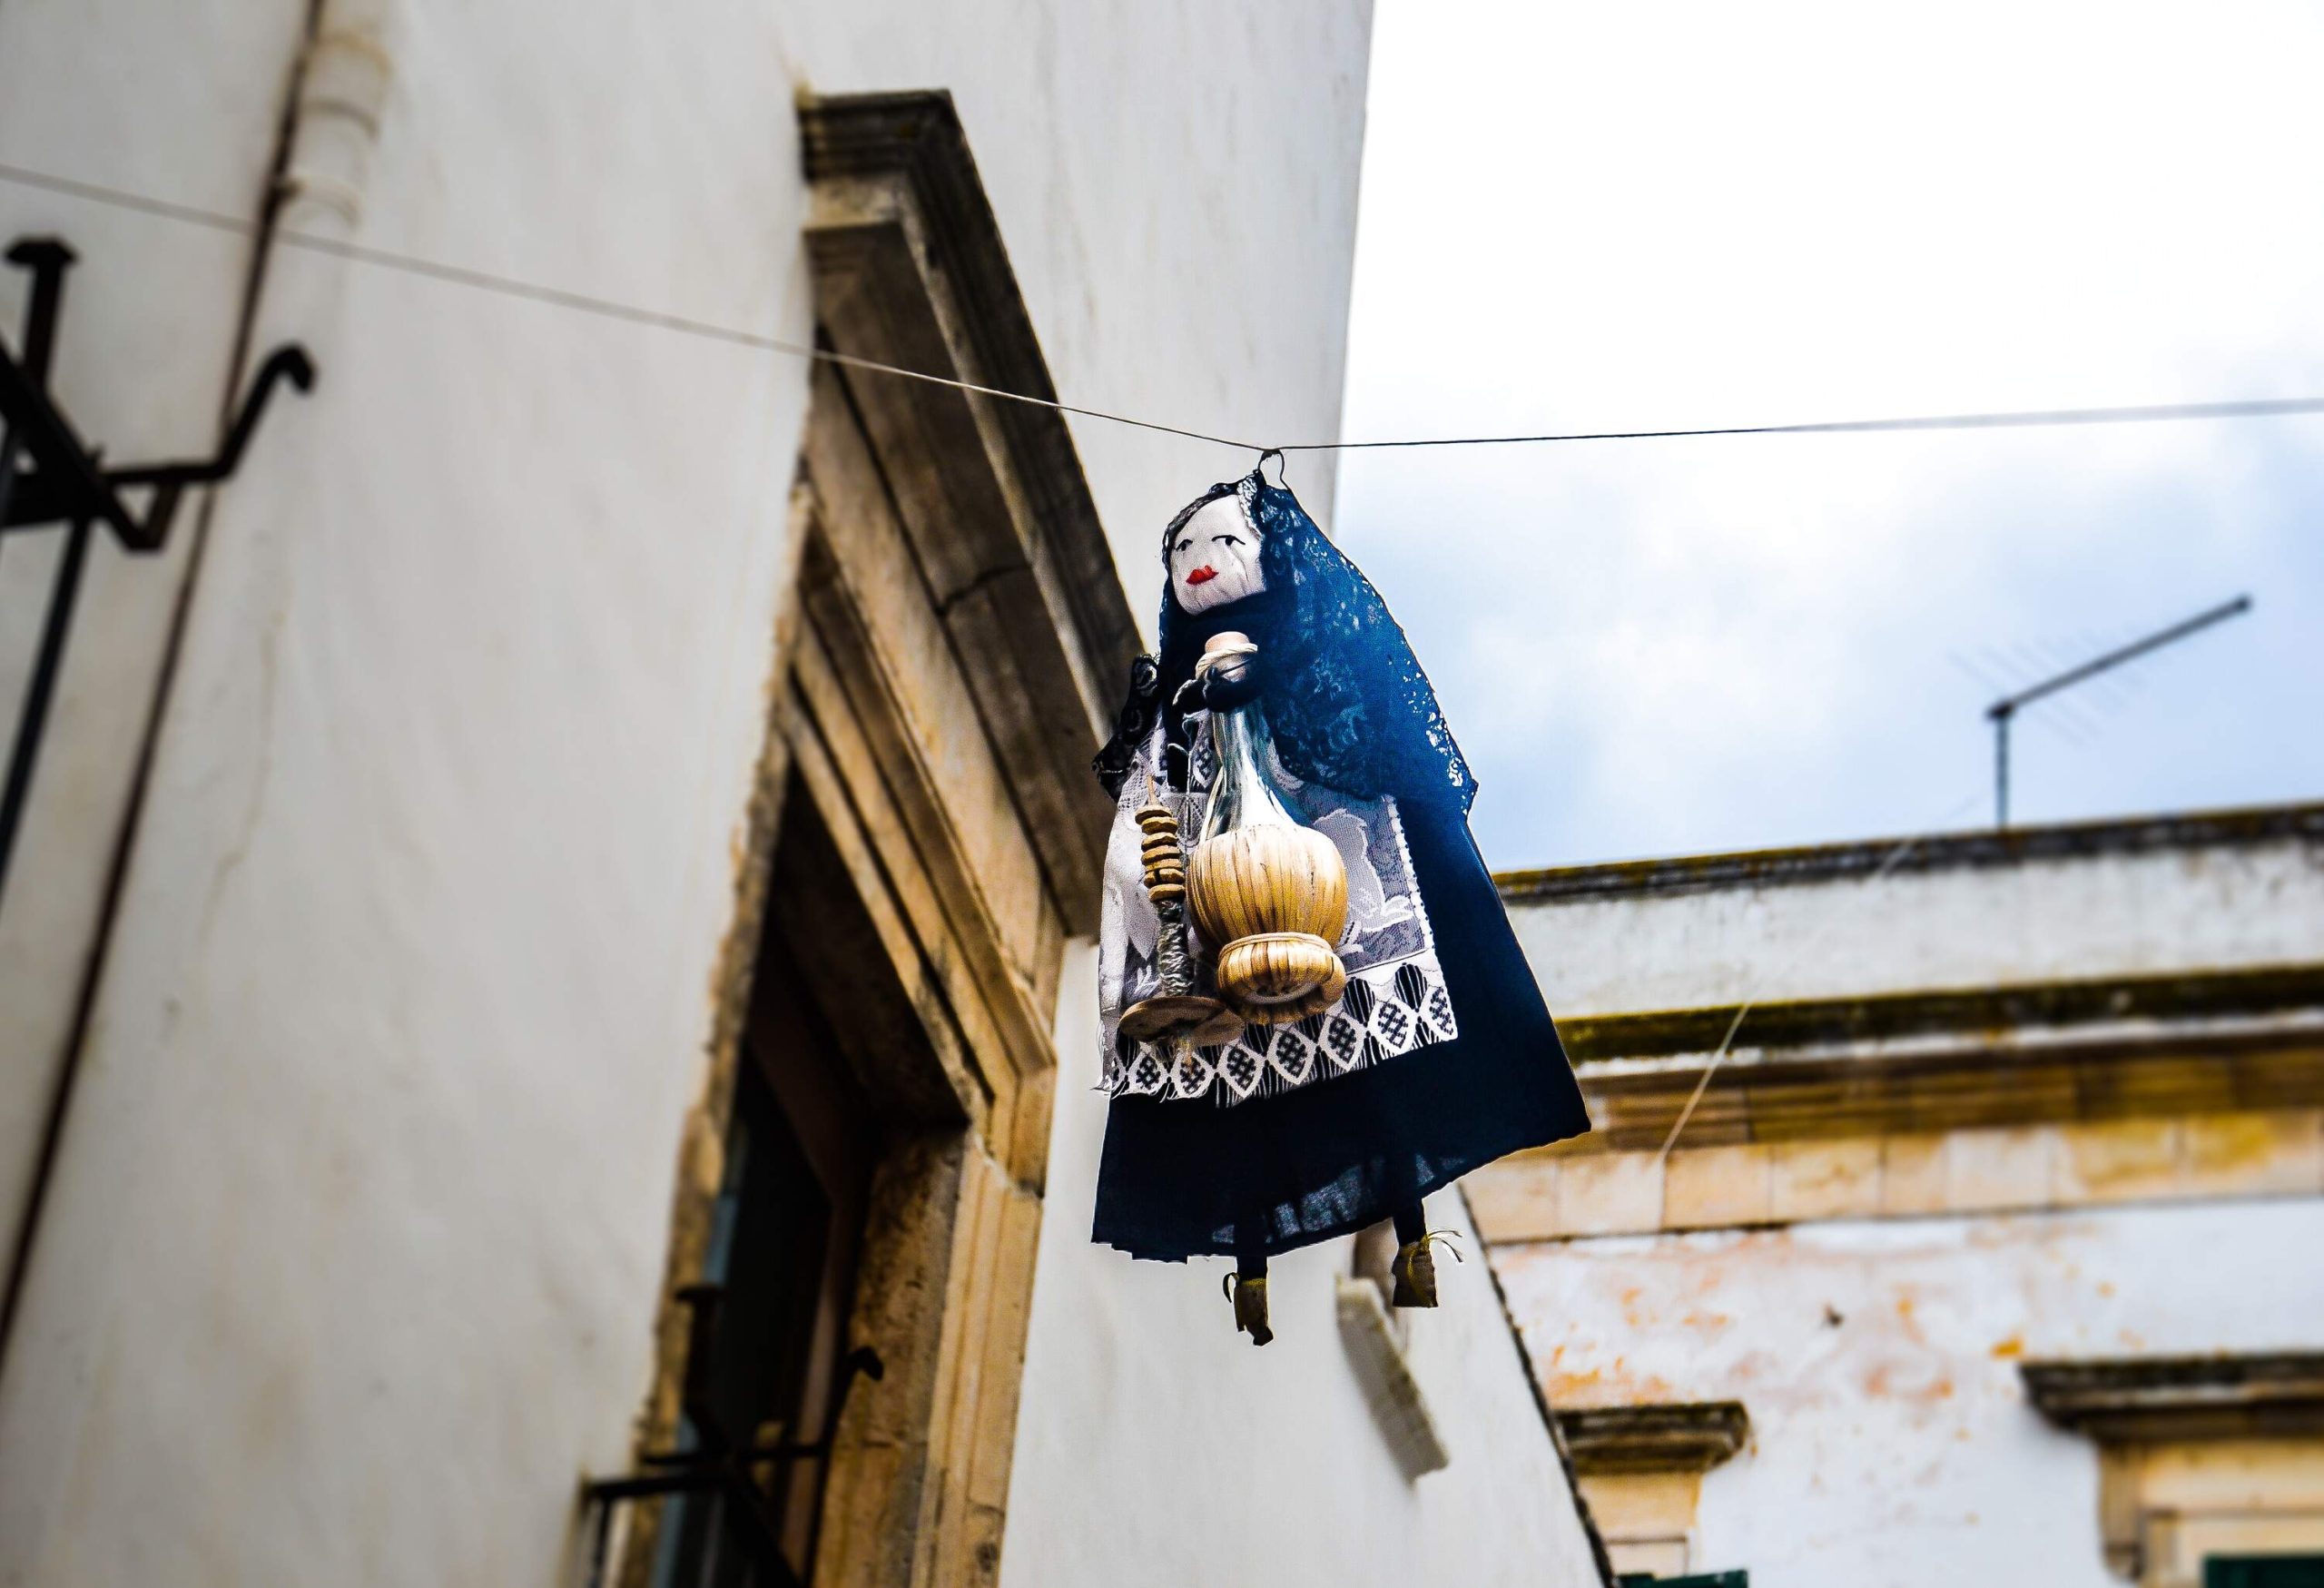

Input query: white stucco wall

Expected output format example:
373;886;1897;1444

1003;944;1606;1588
1499;1198;2324;1588
0;0;312;1287
0;5;1381;1586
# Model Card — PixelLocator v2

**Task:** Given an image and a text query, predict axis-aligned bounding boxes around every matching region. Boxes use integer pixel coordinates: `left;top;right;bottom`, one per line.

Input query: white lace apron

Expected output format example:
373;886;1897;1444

1097;716;1459;1105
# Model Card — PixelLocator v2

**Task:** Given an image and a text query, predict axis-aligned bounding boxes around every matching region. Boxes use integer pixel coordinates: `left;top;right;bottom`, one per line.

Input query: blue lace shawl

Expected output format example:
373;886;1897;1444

1096;468;1476;815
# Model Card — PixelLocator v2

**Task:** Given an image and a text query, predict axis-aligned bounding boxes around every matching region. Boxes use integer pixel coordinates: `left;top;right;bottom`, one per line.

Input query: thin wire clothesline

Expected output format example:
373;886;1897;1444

0;160;2240;1162
9;159;2324;460
1649;791;1988;1163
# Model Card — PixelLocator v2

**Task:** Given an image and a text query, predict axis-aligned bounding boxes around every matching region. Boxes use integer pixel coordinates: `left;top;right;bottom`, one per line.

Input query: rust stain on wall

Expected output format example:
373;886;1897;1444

1544;1355;1683;1407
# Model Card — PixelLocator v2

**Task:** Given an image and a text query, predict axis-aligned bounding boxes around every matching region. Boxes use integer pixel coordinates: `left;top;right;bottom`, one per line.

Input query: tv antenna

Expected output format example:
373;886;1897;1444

1984;595;2251;827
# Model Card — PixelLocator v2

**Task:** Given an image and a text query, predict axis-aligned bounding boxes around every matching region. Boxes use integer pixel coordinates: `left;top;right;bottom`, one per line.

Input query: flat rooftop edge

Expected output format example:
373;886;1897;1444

1495;800;2324;905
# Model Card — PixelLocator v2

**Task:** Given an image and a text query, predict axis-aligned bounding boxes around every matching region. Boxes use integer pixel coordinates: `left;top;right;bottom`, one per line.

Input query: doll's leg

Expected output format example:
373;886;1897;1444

1389;1200;1454;1309
1226;1254;1273;1346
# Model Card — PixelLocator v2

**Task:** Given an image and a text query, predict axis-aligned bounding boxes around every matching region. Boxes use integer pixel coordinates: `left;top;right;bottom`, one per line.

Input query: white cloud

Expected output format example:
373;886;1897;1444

1336;0;2324;865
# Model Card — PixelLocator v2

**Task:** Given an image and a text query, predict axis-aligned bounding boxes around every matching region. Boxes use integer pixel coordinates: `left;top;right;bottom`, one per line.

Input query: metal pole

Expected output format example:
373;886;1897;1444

1982;595;2251;830
1989;597;2251;720
0;240;75;555
0;518;90;895
0;421;17;543
1994;709;2011;828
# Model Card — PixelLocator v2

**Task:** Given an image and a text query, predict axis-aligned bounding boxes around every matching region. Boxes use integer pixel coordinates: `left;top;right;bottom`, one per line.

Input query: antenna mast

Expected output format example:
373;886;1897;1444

1985;595;2251;827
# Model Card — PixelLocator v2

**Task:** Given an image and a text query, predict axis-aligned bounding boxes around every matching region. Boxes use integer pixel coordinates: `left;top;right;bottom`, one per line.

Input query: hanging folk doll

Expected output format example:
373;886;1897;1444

1090;462;1591;1344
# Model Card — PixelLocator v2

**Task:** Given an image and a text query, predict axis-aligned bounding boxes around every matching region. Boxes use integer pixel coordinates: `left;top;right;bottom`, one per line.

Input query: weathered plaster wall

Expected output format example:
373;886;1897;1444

1498;1199;2324;1588
1493;824;2324;1586
0;0;312;1299
0;5;1373;1585
1512;833;2324;1017
1007;947;1607;1588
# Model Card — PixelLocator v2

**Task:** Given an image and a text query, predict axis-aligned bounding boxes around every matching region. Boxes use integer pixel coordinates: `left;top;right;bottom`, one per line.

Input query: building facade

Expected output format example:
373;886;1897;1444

0;5;1606;1586
1482;804;2324;1588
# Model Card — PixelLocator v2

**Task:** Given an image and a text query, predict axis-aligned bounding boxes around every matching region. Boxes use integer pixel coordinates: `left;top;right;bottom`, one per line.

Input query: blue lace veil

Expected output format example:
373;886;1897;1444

1148;467;1477;814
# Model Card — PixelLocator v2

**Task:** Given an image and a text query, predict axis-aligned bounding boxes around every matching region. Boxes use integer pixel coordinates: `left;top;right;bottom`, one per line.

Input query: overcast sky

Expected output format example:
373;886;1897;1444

1330;1;2324;871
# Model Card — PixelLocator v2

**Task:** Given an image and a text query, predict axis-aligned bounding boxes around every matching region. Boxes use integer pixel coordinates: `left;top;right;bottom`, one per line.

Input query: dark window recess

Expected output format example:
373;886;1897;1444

2208;1557;2324;1588
649;926;877;1588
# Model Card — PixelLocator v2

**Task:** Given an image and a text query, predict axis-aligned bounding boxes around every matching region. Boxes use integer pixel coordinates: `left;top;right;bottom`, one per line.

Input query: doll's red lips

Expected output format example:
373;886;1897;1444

1187;566;1217;585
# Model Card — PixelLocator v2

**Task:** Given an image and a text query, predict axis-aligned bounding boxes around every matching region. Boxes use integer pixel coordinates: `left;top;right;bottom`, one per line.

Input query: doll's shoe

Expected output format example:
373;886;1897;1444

1390;1240;1437;1307
1390;1230;1463;1308
1226;1272;1273;1346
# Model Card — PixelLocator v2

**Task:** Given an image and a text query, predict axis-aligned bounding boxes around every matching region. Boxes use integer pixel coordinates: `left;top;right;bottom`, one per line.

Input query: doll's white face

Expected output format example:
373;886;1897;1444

1169;496;1265;615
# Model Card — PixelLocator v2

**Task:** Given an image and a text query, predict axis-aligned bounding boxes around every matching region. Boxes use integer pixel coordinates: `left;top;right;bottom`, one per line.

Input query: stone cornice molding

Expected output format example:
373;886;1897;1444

1555;965;2324;1150
1566;965;2324;1069
1554;1402;1751;1475
2023;1353;2324;1444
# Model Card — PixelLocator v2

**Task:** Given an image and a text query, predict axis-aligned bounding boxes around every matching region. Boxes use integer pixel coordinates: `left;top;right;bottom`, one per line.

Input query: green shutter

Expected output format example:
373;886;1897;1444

2206;1556;2324;1588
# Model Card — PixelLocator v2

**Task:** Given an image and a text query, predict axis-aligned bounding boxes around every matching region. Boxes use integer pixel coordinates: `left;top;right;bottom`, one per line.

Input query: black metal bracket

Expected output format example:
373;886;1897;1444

579;1283;885;1588
0;236;315;554
0;235;317;905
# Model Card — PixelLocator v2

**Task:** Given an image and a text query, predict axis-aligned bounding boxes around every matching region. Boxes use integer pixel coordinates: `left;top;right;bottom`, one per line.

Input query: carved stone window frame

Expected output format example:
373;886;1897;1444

612;91;1135;1588
1552;1402;1750;1583
2024;1354;2324;1586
